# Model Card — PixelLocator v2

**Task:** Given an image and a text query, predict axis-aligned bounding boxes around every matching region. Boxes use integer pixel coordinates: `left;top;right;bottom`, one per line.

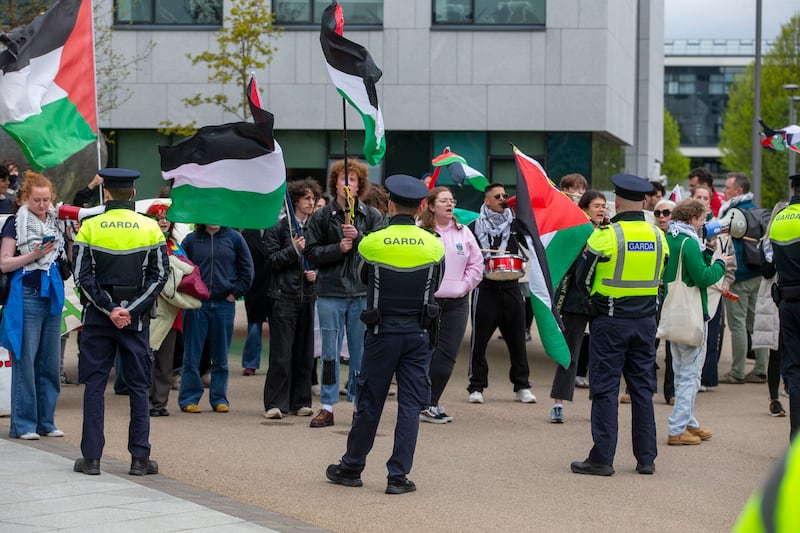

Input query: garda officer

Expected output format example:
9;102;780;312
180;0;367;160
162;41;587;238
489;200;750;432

72;168;169;476
570;174;668;477
326;174;444;494
769;174;800;440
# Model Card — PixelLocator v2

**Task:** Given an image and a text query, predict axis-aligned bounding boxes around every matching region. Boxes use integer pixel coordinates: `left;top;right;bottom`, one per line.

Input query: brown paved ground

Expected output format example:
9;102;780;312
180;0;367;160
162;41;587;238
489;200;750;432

1;301;789;532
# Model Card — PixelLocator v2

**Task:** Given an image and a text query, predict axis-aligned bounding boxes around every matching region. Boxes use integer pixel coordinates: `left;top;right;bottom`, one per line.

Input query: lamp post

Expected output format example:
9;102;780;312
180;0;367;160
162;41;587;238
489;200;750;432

785;84;799;181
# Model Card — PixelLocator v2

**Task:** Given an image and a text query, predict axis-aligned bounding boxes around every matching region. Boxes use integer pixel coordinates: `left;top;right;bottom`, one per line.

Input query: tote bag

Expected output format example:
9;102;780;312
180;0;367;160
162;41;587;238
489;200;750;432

656;239;705;347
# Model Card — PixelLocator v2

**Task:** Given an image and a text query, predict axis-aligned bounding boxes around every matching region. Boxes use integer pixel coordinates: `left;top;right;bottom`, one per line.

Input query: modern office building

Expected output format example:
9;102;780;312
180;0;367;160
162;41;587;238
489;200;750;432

103;0;664;204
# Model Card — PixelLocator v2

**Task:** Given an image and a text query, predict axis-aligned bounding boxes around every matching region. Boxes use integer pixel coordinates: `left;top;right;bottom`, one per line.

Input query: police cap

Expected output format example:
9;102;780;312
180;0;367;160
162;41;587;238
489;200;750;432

611;173;651;201
790;174;800;187
385;174;429;208
98;168;140;188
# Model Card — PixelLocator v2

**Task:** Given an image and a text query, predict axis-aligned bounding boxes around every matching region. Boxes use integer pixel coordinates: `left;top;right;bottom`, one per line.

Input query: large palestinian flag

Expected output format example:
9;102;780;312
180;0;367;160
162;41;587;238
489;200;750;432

320;0;385;166
513;146;594;369
159;120;286;230
0;0;97;170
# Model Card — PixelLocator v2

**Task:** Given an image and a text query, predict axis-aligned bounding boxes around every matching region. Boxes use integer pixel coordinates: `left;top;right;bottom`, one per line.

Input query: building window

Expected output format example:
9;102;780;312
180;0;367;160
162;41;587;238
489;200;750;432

433;0;545;26
116;0;222;26
275;0;383;26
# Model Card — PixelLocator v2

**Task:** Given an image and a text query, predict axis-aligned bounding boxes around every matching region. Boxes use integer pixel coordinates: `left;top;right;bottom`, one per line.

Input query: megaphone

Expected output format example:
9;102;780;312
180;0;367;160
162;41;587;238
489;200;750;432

703;209;747;239
57;204;105;221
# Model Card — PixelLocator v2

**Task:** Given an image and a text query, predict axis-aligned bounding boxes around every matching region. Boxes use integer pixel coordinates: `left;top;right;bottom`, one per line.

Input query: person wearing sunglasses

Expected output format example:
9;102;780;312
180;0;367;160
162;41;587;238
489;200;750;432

466;183;536;405
653;200;675;233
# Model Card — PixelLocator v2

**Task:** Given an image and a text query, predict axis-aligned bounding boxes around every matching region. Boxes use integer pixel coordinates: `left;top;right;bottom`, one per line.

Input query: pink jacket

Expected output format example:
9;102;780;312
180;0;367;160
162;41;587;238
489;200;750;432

433;220;484;299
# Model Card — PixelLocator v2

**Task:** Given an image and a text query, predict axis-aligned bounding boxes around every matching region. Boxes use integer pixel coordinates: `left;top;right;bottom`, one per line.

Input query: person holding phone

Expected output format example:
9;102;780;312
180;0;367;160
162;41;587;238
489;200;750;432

0;171;66;441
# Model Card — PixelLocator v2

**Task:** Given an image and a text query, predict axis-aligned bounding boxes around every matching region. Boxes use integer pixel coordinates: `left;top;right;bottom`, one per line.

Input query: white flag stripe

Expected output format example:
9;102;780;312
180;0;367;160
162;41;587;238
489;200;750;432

0;48;66;123
325;64;384;143
164;142;286;194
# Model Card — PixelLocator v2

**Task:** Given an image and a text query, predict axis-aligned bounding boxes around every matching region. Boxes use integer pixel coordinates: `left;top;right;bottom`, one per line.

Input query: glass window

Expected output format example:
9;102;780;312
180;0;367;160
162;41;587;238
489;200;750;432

275;0;383;26
433;0;544;26
116;0;222;26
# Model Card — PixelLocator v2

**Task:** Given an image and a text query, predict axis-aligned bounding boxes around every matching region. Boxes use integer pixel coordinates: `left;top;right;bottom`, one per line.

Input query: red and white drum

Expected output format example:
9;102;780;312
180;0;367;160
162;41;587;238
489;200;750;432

484;254;525;281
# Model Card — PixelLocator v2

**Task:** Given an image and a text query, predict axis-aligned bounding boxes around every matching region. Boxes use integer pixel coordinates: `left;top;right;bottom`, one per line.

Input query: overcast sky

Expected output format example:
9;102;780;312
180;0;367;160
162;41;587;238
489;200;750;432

665;0;800;40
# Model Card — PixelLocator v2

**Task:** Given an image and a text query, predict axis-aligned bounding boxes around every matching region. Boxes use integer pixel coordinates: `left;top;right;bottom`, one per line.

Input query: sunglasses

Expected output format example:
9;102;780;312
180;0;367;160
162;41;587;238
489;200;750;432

654;209;671;217
493;193;508;200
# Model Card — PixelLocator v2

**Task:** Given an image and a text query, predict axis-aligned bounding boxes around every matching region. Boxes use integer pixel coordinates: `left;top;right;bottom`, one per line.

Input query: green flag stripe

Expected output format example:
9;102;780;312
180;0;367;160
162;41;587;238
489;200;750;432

169;183;286;230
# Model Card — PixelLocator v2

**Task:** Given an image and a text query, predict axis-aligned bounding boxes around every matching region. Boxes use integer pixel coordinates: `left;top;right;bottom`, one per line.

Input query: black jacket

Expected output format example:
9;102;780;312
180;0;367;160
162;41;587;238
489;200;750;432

265;217;317;303
305;199;383;298
241;229;272;323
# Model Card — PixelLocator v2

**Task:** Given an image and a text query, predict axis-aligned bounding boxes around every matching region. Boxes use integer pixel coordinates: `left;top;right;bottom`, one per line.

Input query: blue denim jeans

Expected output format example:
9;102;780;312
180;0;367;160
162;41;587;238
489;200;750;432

9;287;62;437
242;322;264;369
179;299;235;409
317;296;365;405
668;324;708;436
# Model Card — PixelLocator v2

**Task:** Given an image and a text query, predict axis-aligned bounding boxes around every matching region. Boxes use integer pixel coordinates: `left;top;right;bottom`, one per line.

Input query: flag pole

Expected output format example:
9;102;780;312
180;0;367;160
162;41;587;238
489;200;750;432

284;190;311;270
88;0;104;204
342;98;354;225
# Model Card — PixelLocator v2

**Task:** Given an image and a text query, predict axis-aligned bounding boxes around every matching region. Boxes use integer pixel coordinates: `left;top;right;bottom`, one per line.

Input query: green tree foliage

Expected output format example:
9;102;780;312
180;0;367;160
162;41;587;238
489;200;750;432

0;0;51;30
161;0;282;136
719;14;800;207
662;109;689;182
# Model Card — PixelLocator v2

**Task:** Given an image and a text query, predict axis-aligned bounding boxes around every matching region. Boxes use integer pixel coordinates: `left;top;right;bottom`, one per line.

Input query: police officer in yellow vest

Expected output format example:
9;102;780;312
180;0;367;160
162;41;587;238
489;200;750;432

326;174;444;495
72;169;169;476
769;174;800;441
571;174;668;477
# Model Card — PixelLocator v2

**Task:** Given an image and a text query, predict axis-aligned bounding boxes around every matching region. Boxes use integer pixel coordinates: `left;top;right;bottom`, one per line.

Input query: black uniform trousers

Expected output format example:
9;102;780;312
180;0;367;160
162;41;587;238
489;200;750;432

779;300;800;440
587;314;658;467
79;323;152;460
468;283;531;393
263;300;315;412
342;319;431;479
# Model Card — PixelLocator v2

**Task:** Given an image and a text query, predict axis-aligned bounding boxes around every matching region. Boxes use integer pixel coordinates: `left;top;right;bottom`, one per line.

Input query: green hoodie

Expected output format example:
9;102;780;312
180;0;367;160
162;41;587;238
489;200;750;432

662;232;727;317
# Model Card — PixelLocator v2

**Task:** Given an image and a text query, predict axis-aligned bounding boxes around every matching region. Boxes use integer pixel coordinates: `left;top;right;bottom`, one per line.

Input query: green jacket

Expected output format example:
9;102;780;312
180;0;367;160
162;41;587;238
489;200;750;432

662;232;726;317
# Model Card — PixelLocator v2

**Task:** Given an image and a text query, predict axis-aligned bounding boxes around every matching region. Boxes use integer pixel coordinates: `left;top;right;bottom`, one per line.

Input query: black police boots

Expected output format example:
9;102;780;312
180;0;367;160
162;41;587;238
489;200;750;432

74;458;101;475
129;456;159;476
386;476;416;494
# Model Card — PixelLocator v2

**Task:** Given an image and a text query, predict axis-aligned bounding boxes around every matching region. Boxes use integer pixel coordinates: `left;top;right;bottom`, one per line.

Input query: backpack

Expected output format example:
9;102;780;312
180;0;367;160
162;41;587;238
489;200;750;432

732;207;771;270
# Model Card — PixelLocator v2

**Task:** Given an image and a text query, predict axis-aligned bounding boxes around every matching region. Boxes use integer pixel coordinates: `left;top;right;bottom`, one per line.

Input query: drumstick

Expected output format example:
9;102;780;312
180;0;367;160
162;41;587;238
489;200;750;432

480;248;504;253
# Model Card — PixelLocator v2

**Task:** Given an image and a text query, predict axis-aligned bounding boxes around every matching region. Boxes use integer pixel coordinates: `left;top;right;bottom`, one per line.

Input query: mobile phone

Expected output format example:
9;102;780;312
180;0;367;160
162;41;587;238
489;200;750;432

40;235;55;249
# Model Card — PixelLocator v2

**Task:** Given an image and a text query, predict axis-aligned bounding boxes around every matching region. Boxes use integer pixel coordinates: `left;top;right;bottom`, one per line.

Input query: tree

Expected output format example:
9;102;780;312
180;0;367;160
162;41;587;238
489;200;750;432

719;13;800;207
662;109;689;183
160;0;282;136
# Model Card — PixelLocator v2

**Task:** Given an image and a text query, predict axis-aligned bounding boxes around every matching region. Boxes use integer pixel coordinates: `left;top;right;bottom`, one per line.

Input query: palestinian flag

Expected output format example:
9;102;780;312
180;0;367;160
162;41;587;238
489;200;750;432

432;149;489;192
320;1;385;166
159;120;286;230
513;146;594;369
0;0;97;171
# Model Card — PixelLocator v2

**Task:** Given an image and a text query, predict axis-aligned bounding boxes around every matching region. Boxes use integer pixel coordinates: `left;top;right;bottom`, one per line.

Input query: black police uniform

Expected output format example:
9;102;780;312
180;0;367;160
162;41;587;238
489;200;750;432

571;174;668;476
769;175;800;439
72;169;169;475
327;175;444;494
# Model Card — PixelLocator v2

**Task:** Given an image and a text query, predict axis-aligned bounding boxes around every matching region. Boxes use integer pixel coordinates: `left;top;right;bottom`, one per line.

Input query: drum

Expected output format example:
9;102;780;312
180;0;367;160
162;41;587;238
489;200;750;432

484;254;525;281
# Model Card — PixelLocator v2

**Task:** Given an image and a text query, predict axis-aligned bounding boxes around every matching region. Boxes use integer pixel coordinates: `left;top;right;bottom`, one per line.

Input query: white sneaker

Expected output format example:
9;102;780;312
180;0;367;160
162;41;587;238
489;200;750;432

434;405;454;423
46;429;64;437
18;432;40;440
294;406;314;416
419;407;448;424
515;388;537;403
468;391;484;404
263;408;282;419
575;376;589;389
311;384;321;396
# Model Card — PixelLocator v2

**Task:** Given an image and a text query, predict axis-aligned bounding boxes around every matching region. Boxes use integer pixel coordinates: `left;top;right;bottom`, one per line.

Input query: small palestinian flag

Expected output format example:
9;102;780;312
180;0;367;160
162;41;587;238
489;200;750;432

0;0;97;170
320;1;385;166
432;149;489;192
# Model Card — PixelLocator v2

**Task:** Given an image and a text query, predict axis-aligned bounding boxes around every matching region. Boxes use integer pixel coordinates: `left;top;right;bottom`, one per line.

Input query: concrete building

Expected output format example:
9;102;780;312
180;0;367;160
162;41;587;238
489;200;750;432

103;0;664;206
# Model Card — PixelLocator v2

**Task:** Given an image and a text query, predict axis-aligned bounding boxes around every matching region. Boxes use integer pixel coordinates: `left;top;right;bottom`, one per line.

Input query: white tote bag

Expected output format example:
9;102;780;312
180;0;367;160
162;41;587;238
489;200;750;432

656;239;705;347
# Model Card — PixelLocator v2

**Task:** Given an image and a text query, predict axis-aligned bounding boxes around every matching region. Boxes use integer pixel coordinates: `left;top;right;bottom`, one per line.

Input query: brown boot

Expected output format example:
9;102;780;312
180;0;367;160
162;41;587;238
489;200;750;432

668;430;702;445
687;427;712;441
310;409;334;428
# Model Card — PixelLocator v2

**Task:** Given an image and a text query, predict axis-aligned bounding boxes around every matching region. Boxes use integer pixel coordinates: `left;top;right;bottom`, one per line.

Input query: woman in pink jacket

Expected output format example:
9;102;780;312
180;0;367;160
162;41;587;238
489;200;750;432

418;187;483;423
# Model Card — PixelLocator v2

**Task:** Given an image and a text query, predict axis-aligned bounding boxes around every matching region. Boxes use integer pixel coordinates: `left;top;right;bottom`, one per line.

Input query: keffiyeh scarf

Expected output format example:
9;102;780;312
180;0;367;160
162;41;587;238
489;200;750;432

473;204;513;257
15;205;63;272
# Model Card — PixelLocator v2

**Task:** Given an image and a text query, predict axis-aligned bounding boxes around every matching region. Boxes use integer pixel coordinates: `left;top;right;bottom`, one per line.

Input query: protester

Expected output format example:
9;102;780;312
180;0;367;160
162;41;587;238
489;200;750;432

240;227;272;377
178;225;253;414
305;159;382;427
0;165;17;214
0;171;66;440
71;168;168;476
418;186;482;423
663;199;730;446
262;179;320;419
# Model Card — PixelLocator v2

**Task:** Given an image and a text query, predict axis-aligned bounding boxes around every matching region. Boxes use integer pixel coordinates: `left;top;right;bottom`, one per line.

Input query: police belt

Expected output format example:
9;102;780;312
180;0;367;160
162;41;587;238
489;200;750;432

774;283;800;302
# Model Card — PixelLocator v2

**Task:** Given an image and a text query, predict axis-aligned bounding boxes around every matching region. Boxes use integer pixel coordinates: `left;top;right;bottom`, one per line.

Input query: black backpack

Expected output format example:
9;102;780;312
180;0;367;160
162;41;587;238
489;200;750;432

733;207;771;270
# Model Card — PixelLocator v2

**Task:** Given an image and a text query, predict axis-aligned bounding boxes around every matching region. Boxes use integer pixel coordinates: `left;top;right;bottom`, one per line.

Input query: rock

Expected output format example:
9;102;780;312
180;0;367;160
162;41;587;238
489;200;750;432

0;130;107;204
